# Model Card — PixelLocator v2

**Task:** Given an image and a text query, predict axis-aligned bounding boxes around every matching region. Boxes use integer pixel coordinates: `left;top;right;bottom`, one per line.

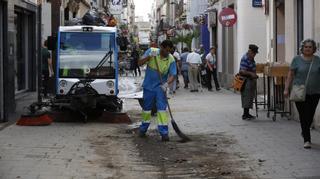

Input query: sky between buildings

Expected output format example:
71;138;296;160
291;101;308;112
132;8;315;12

134;0;154;21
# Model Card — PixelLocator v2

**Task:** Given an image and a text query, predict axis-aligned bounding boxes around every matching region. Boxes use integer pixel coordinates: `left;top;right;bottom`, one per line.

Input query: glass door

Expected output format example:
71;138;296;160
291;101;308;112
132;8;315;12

14;11;29;93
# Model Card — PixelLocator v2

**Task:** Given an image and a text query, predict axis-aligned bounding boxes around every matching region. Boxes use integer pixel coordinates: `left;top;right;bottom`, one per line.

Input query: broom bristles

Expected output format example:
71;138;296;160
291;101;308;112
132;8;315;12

16;114;53;126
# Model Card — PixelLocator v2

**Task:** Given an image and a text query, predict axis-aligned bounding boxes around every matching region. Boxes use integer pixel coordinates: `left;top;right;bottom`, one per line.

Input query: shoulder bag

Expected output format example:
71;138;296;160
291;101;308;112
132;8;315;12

289;58;314;102
233;74;245;92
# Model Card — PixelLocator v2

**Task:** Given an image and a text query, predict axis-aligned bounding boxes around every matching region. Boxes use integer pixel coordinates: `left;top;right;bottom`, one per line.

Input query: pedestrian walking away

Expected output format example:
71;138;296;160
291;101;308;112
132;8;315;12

205;46;221;91
239;44;259;120
186;50;202;92
41;40;54;98
284;39;320;149
131;45;141;76
180;47;190;89
138;40;177;141
169;46;181;94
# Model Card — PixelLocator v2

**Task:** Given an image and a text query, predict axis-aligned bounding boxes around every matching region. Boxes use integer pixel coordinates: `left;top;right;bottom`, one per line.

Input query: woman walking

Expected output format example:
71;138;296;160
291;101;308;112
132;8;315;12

284;39;320;149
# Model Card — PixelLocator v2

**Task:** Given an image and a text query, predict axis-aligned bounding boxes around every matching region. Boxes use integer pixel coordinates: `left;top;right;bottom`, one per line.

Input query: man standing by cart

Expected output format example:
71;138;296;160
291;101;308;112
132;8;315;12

239;44;259;120
138;40;177;141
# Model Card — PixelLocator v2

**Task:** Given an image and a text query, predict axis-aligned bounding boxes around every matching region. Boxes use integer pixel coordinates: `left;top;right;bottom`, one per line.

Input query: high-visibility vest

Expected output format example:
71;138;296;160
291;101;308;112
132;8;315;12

147;48;175;75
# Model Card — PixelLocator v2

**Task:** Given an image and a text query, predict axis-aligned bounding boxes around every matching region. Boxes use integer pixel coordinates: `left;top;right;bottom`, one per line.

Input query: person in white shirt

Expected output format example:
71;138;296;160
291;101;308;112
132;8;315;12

186;50;202;92
205;46;221;91
170;47;181;94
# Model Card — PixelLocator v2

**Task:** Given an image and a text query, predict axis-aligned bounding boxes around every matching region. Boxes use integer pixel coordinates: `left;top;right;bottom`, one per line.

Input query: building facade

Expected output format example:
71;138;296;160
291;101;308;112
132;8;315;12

42;0;52;42
0;0;41;122
265;0;320;127
208;0;320;126
208;0;267;87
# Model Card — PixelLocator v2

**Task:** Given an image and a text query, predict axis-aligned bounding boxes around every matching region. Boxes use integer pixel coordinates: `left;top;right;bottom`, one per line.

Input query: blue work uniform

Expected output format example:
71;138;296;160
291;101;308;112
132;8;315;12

140;48;177;136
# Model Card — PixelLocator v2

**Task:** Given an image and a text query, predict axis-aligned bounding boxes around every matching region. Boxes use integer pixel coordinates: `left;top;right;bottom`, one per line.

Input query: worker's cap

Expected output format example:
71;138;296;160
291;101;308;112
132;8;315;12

249;44;259;54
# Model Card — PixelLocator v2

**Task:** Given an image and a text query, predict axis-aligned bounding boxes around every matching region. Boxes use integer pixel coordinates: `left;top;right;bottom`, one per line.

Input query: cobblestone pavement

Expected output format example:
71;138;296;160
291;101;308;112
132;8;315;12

0;87;320;179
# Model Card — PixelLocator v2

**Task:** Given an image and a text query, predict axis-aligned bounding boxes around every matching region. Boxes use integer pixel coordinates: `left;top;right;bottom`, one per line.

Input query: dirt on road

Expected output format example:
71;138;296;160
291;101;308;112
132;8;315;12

88;110;258;179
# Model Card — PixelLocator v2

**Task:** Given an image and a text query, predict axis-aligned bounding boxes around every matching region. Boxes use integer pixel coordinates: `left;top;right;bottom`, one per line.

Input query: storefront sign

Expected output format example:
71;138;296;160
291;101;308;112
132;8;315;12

218;8;237;27
109;0;123;15
252;0;263;7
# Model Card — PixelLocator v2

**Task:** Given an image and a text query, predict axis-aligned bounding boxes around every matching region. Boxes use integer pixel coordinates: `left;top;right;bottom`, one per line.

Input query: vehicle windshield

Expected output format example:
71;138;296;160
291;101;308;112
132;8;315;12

59;32;115;79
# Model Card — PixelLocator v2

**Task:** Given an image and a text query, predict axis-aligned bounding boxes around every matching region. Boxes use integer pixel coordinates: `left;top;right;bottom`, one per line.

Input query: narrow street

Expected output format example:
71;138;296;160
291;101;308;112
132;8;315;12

1;88;320;179
1;0;320;178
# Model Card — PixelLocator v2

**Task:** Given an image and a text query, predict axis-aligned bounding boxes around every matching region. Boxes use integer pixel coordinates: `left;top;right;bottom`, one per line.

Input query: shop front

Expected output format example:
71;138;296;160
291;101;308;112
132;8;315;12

0;0;39;122
0;0;6;122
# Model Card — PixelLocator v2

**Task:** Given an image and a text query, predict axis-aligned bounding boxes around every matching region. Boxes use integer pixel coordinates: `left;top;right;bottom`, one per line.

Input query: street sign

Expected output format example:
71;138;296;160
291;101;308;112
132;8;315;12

252;0;263;7
218;8;237;27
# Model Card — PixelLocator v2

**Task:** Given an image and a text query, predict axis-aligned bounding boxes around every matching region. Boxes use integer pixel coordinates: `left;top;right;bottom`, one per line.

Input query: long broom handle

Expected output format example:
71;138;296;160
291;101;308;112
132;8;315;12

153;57;174;120
153;56;191;142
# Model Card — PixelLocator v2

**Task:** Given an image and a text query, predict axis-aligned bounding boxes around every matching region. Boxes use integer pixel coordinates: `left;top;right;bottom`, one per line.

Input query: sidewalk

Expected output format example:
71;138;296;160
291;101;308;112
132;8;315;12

168;87;320;178
0;92;38;131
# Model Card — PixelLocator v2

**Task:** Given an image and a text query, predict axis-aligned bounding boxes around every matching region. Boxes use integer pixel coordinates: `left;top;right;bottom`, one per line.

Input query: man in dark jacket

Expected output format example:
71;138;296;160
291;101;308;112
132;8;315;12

131;46;141;76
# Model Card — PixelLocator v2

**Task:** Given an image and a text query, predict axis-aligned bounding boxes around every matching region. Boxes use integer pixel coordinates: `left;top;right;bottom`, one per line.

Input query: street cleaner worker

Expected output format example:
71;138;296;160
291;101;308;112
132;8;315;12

138;40;177;141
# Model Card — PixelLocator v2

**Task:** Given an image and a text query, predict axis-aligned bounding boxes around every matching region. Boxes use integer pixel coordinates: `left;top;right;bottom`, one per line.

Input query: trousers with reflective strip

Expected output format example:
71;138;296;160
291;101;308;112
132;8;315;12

139;87;169;136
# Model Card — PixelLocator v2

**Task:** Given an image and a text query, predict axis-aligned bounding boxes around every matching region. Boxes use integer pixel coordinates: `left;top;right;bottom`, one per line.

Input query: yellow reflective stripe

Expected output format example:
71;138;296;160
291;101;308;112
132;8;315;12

157;111;168;125
147;51;175;74
62;68;69;76
142;111;152;122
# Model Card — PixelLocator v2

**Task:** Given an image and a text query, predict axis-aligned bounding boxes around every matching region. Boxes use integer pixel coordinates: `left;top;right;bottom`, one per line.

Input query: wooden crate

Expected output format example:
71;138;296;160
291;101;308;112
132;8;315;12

264;64;289;77
269;65;289;77
256;63;267;73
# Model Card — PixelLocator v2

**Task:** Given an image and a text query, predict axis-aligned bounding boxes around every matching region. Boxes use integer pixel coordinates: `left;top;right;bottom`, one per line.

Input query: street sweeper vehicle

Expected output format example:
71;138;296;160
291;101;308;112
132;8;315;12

51;26;123;120
18;25;124;124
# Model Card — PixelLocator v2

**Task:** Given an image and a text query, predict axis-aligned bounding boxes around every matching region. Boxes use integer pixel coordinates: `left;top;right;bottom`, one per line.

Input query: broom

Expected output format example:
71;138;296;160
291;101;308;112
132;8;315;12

16;102;53;126
154;56;191;142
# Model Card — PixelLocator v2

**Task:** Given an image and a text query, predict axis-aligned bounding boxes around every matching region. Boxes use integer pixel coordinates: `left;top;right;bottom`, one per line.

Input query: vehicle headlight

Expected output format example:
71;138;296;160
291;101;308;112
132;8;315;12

59;80;67;88
106;81;114;88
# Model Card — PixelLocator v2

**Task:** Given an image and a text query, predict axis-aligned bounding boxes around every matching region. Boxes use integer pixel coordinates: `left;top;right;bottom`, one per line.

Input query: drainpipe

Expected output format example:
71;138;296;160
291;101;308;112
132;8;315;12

37;1;42;103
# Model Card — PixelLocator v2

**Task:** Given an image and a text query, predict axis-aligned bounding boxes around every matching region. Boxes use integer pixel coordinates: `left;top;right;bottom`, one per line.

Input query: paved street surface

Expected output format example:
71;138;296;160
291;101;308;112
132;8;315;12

1;87;320;179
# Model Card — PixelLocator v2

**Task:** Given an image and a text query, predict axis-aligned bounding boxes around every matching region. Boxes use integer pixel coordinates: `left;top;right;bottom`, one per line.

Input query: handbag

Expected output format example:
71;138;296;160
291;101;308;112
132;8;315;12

233;74;245;92
290;58;314;102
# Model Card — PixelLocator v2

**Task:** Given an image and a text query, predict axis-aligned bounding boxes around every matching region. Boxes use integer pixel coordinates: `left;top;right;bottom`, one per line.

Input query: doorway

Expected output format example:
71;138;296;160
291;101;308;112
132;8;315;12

296;0;303;54
275;0;285;62
14;9;36;93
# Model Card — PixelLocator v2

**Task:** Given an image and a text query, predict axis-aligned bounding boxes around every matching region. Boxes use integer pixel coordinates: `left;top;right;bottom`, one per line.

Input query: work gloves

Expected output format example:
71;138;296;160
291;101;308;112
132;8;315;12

150;50;158;57
160;82;169;92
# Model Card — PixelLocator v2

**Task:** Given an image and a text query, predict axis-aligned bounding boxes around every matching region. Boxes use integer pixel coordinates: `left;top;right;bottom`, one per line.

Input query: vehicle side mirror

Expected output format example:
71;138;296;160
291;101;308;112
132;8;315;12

47;36;57;50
